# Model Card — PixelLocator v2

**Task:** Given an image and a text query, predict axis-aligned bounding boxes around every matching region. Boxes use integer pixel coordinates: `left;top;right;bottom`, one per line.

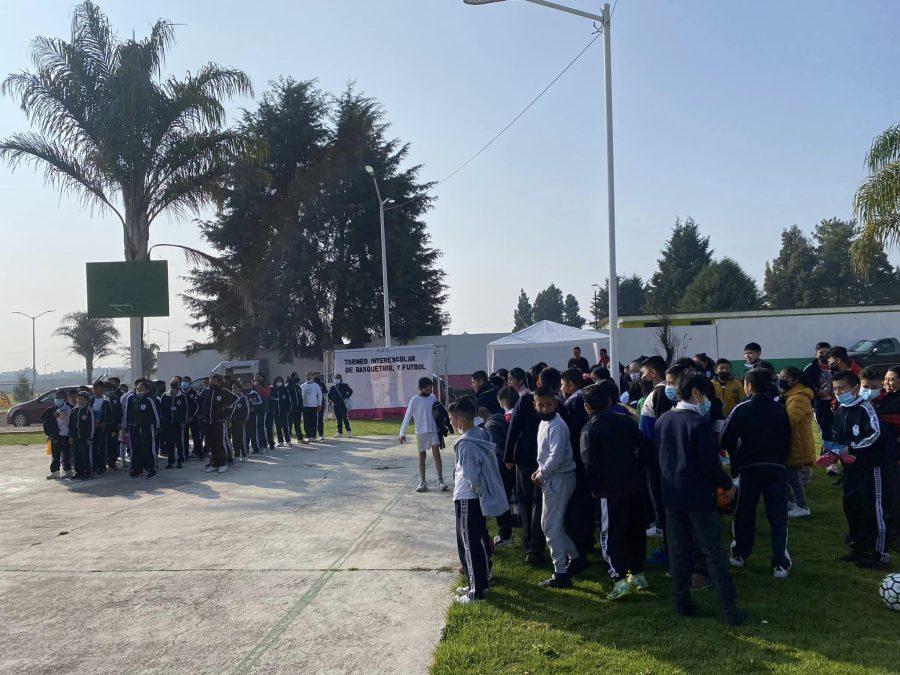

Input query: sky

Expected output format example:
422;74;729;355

1;0;899;374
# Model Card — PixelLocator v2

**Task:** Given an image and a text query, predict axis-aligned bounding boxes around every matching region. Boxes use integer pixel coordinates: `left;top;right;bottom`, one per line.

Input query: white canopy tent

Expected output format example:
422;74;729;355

487;320;610;372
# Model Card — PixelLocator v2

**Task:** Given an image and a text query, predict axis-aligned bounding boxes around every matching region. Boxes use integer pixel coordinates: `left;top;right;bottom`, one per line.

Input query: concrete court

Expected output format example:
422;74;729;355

0;436;458;674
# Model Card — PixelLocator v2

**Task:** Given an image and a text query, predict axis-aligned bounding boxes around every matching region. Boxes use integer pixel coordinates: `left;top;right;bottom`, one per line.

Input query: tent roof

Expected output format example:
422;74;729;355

487;320;609;349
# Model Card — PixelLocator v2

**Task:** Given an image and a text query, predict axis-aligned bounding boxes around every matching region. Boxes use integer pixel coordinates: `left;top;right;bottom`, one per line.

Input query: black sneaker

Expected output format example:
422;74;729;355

539;573;573;589
855;554;889;570
165;464;174;469
145;470;158;479
525;552;545;565
721;607;748;626
130;472;141;479
566;555;589;576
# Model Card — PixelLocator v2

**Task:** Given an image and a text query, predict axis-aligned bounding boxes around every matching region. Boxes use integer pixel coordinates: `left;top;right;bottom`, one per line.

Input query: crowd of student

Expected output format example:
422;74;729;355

425;342;899;625
42;370;354;480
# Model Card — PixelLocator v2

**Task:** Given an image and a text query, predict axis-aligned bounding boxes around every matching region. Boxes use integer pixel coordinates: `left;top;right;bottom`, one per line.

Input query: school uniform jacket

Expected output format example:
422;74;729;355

244;388;263;415
503;392;540;469
833;396;885;468
207;386;237;423
125;394;160;430
184;388;199;419
42;403;72;439
327;383;354;411
720;394;791;476
287;380;301;412
88;395;112;429
231;393;250;423
269;385;290;415
580;410;648;498
160;391;188;427
68;406;95;441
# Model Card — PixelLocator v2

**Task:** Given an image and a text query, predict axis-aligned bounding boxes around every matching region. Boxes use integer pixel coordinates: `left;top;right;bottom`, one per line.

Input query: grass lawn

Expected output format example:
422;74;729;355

433;472;899;674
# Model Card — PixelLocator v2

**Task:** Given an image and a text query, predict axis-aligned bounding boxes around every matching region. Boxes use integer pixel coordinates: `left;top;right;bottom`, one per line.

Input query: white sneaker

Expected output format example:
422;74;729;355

493;536;512;548
65;470;75;478
455;594;483;605
240;456;247;463
415;480;428;493
218;466;228;473
334;433;343;438
276;443;284;448
773;566;789;579
730;556;745;568
204;466;216;473
455;585;472;595
46;471;60;480
438;478;449;492
646;525;663;538
347;431;353;437
787;505;811;518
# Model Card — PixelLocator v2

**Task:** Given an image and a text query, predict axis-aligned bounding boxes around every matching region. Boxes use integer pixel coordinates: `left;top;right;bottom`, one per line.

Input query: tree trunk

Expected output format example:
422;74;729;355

86;355;94;385
123;207;151;385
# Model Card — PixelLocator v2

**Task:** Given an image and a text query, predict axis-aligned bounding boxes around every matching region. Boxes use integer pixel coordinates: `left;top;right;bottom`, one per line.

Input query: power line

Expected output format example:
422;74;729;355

386;32;600;211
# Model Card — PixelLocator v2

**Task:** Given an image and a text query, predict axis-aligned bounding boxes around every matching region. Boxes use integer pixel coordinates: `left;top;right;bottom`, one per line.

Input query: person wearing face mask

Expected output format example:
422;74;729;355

124;381;160;479
270;376;292;448
327;375;354;437
491;387;520;547
829;370;890;568
88;380;111;476
105;380;124;470
655;372;745;626
68;391;95;480
205;374;238;473
720;369;792;578
230;382;251;463
181;376;201;459
42;389;73;479
242;379;264;454
713;359;745;417
803;342;835;442
160;377;188;469
778;367;816;518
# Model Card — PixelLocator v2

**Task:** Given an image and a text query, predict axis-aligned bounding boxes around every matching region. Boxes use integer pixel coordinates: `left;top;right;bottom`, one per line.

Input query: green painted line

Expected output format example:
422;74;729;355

230;473;417;675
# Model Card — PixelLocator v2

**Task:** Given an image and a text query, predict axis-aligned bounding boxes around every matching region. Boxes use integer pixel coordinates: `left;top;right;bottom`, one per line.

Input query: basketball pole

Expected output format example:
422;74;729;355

129;317;142;384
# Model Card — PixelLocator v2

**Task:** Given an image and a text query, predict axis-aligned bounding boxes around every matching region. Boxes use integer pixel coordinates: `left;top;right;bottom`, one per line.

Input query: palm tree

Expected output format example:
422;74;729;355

853;123;900;273
120;341;159;378
53;312;120;383
0;1;254;374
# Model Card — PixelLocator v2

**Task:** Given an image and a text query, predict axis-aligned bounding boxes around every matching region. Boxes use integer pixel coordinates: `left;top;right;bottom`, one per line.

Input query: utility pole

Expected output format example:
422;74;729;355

365;165;394;348
12;309;54;397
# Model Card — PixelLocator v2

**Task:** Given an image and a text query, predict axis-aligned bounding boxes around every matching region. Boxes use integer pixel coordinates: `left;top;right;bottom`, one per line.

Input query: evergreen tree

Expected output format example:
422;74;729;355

513;289;533;331
591;275;646;325
679;258;761;312
645;217;712;313
562;294;585;328
187;80;448;359
763;225;819;308
532;284;565;323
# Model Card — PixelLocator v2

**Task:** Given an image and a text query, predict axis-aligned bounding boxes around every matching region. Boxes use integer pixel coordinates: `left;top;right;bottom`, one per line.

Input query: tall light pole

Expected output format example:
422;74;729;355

365;165;394;348
463;0;619;371
12;309;54;397
151;328;171;352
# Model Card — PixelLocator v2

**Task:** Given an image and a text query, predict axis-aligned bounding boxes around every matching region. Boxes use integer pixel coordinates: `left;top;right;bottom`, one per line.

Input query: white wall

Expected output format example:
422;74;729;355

157;348;323;382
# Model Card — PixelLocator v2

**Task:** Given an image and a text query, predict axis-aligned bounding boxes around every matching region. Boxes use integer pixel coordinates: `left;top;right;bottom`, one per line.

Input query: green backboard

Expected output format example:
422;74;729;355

86;261;169;318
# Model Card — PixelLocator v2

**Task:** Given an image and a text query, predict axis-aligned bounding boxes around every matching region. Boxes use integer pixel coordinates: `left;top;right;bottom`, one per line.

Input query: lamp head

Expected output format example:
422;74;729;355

365;165;375;176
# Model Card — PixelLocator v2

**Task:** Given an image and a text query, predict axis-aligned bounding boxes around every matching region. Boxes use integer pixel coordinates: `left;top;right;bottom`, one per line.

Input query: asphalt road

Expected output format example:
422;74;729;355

0;436;457;674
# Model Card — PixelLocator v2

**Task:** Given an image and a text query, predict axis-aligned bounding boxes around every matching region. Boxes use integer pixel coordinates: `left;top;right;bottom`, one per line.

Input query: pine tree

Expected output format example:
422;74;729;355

679;258;761;312
591;275;646;325
532;284;565;323
513;289;533;331
763;225;819;308
562;294;585;328
645;217;712;313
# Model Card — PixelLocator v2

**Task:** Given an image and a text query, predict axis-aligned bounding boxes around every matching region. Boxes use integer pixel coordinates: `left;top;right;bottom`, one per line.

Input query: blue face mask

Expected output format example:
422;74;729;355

664;385;678;401
53;398;64;407
859;387;880;401
698;398;712;416
836;391;856;406
180;382;190;391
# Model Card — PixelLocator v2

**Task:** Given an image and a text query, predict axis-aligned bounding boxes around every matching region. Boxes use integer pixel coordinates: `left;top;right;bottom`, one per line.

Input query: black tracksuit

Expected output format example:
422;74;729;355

160;391;188;466
270;384;292;444
720;394;792;569
316;379;328;437
107;391;124;467
288;379;303;441
328;382;354;434
803;359;835;442
581;408;649;580
484;412;514;540
504;392;544;556
87;395;111;474
68;406;95;478
475;385;502;416
231;393;250;459
244;388;263;453
564;389;596;556
207;386;237;468
125;394;160;476
183;387;202;457
42;404;73;473
833;397;890;562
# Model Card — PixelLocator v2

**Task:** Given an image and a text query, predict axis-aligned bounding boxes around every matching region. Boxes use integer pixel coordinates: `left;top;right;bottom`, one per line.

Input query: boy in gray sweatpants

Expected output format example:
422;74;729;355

533;386;582;588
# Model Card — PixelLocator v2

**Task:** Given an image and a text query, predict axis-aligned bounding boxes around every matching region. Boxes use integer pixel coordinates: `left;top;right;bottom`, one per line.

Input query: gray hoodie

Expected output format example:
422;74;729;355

453;427;510;517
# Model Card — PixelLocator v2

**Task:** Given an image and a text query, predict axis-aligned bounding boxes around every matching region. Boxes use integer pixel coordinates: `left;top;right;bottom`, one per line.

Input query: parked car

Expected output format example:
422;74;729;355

5;387;80;427
848;337;900;372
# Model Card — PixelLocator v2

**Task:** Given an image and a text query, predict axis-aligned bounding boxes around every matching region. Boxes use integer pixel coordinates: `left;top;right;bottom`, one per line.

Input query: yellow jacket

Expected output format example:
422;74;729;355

784;384;816;468
713;377;745;416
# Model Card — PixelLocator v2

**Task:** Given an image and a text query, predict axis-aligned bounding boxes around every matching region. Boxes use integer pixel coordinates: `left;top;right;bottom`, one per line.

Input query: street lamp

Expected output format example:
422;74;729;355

463;0;620;371
365;165;394;348
151;328;171;352
12;309;54;397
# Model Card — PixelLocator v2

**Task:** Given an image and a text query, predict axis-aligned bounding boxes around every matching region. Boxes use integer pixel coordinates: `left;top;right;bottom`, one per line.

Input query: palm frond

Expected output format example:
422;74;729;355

866;124;900;172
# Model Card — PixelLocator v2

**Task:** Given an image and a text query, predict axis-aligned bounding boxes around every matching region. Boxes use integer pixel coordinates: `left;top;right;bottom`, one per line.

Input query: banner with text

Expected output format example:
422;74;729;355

334;345;434;411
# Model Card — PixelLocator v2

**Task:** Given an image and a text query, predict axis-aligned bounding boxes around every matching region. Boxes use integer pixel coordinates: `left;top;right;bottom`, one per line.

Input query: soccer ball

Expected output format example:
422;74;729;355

879;573;900;611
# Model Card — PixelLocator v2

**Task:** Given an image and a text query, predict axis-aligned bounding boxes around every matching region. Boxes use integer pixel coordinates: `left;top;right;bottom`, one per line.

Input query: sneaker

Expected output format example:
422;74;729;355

145;470;158;479
165;464;174;470
773;566;789;578
347;431;353;437
218;466;228;473
415;480;428;493
493;535;512;548
205;466;216;473
566;555;589;576
538;573;572;589
676;600;699;617
730;556;745;568
646;548;669;566
690;573;711;590
455;594;483;605
46;471;61;480
721;607;748;627
628;572;650;591
840;550;865;563
176;462;183;468
130;472;141;479
240;457;246;463
607;579;633;600
334;433;343;438
524;552;545;565
855;554;890;570
787;505;811;518
437;478;449;492
276;443;284;448
646;525;663;538
66;469;76;478
816;453;839;468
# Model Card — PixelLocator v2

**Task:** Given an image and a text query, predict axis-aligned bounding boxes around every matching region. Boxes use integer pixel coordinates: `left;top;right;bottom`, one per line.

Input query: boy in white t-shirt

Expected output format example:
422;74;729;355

400;377;447;492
